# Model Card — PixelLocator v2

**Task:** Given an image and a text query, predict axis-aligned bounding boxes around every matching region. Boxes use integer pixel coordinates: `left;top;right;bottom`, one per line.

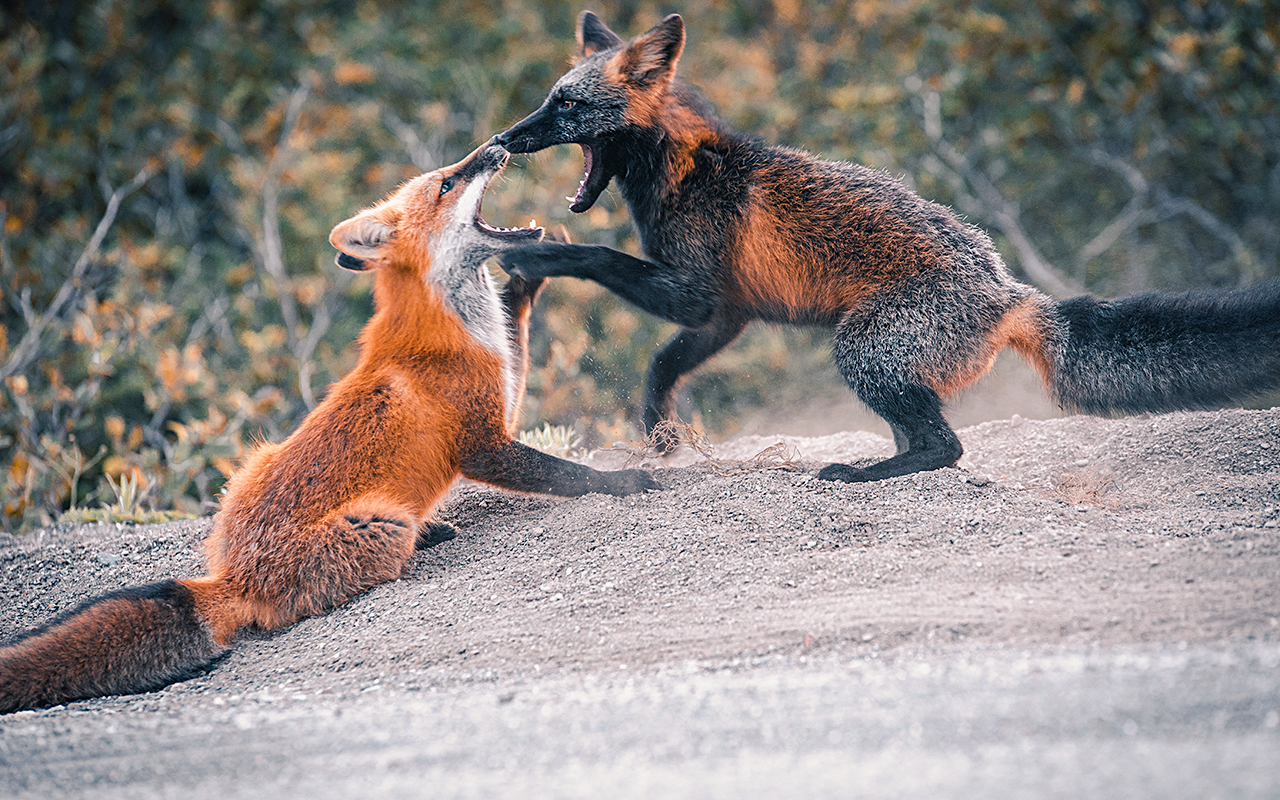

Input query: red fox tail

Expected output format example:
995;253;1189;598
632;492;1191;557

0;577;238;713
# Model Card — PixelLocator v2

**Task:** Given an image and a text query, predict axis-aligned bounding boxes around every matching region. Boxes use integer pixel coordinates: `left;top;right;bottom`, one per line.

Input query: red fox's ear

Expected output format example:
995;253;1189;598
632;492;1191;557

576;10;623;58
618;13;684;87
329;215;395;272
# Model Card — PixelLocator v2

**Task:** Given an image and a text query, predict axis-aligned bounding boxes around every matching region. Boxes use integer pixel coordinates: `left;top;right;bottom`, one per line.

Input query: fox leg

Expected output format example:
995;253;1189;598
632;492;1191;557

643;311;747;451
500;273;548;433
819;307;964;482
497;243;717;328
416;521;458;549
462;439;658;496
233;507;419;629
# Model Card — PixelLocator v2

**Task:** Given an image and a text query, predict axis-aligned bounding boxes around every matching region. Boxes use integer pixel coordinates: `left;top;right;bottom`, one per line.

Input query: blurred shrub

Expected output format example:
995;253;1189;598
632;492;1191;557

2;1;1276;532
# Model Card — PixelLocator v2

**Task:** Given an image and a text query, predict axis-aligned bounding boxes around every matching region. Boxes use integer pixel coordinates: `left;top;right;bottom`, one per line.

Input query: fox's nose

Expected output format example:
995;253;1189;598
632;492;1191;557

485;135;509;155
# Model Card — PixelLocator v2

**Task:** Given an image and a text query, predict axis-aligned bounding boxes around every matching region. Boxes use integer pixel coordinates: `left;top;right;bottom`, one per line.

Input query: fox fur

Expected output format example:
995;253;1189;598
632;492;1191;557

496;11;1280;482
0;141;656;713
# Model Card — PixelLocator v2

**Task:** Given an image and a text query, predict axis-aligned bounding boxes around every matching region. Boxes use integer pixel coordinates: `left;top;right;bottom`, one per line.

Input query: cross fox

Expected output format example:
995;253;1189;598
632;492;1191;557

0;141;656;713
496;11;1280;482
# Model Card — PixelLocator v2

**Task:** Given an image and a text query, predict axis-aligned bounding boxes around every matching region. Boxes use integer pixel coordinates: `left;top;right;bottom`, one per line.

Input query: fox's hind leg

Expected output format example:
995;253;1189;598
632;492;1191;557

820;302;964;482
643;311;747;451
217;502;420;630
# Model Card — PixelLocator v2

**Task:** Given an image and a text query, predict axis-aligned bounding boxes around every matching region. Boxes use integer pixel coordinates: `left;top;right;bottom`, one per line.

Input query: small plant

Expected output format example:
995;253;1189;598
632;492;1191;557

105;470;144;516
519;422;585;460
56;468;197;527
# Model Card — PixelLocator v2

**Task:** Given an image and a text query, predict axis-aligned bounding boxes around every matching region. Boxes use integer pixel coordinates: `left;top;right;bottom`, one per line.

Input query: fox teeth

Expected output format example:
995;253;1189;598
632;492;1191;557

566;196;576;203
530;218;537;228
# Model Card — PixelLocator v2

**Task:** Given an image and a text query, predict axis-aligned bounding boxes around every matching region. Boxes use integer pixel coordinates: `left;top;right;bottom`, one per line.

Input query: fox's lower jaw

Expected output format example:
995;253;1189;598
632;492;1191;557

569;142;613;214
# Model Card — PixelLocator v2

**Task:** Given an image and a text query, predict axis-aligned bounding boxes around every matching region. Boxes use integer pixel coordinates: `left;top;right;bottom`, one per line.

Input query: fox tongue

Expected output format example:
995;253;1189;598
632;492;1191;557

568;143;608;214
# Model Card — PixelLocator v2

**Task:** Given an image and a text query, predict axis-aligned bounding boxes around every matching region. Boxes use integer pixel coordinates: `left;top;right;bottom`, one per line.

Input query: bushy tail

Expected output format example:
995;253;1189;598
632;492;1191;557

1039;279;1280;414
0;578;231;713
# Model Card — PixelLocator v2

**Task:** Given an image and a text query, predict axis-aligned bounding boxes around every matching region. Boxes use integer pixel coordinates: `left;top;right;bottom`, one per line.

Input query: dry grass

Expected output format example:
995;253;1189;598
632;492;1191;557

608;420;802;475
1051;469;1121;509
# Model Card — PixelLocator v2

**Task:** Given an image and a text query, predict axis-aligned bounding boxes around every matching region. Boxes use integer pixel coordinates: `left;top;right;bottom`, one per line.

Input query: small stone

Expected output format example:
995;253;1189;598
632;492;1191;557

96;552;120;566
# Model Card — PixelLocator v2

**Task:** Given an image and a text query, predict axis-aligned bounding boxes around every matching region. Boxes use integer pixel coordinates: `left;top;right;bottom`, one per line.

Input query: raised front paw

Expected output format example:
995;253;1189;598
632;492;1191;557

816;462;872;483
603;468;661;496
496;242;556;280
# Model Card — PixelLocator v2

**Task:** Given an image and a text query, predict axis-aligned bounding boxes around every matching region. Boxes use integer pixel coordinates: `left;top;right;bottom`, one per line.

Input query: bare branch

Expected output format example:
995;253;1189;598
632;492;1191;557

1;165;155;380
258;77;313;356
383;108;437;172
1152;188;1258;282
920;91;1082;298
293;270;353;409
1066;148;1154;279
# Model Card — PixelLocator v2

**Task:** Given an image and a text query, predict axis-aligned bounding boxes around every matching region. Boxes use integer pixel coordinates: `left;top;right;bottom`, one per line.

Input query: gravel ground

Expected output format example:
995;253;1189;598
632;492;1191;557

1;407;1278;798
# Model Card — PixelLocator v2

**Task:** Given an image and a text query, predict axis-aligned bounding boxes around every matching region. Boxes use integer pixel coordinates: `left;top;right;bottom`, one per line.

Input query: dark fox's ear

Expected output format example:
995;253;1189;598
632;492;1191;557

329;215;395;272
577;10;623;58
618;13;684;88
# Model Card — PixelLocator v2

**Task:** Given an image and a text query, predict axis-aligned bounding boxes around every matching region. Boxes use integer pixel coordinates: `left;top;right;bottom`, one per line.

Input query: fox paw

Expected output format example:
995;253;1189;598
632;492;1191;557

416;522;458;549
816;463;872;483
606;469;661;496
496;250;540;280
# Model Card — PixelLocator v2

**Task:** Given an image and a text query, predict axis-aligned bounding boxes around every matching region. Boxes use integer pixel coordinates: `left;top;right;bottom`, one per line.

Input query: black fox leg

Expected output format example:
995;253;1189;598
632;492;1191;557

416;522;458;549
462;439;659;496
643;312;747;451
497;243;717;328
817;380;962;482
888;423;910;456
821;310;963;482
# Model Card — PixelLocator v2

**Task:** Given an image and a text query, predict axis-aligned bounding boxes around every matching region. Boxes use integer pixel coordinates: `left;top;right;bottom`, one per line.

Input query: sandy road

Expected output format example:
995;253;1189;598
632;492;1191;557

2;408;1278;798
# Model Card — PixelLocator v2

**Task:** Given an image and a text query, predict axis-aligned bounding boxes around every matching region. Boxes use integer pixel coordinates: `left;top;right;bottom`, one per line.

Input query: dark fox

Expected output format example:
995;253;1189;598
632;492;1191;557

495;11;1280;482
0;142;655;713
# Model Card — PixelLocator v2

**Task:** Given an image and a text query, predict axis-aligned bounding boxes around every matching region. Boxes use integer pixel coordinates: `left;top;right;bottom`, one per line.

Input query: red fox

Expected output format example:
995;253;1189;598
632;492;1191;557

0;141;656;713
496;11;1280;482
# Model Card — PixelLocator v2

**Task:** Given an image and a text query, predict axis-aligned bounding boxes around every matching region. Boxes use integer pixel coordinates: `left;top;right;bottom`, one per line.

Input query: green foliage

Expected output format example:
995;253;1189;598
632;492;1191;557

2;1;1276;532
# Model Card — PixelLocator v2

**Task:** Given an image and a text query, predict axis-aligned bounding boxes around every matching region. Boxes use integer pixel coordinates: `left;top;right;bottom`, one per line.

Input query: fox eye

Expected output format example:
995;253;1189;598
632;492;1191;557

439;177;454;196
559;99;576;111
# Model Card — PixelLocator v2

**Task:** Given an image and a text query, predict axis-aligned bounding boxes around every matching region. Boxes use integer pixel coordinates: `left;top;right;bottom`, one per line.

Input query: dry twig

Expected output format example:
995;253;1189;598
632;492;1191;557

1;165;155;380
608;420;801;475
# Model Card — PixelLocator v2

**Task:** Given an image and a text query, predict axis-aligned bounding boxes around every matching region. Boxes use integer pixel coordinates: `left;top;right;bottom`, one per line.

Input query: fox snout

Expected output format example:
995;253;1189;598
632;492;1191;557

495;113;552;154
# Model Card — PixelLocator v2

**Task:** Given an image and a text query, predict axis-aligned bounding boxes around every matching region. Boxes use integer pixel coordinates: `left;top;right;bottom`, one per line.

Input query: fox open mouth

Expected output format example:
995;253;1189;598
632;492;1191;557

473;158;544;242
568;142;610;214
474;210;543;241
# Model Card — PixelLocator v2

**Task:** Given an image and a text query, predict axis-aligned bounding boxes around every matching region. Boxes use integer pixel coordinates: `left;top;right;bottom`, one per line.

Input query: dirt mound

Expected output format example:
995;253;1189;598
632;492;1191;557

2;409;1277;799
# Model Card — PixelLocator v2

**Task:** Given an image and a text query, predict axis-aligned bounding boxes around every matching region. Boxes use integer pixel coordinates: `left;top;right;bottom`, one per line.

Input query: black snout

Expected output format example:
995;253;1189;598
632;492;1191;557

495;105;556;154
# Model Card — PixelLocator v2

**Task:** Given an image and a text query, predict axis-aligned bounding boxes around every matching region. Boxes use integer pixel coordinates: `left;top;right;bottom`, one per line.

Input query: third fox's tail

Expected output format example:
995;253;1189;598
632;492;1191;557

0;576;239;713
1016;280;1280;415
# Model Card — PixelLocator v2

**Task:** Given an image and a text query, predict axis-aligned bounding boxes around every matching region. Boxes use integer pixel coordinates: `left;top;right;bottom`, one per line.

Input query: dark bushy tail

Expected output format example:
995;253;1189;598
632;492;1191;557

0;579;227;713
1042;279;1280;414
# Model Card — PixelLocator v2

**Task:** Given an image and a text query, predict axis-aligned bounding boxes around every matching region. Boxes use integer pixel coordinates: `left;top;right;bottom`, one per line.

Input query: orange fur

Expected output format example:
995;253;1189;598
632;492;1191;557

1;143;640;712
203;163;512;636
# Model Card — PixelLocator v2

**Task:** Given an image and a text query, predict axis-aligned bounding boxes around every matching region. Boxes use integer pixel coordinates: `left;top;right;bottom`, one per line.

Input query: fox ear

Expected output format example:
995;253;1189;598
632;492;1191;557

619;13;684;88
577;10;623;58
329;215;395;272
